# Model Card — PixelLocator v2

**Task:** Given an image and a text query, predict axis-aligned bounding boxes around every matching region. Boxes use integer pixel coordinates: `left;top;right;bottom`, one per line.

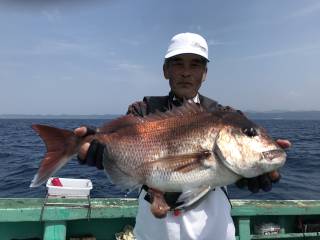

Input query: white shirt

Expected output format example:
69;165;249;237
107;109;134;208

134;188;235;240
172;94;200;104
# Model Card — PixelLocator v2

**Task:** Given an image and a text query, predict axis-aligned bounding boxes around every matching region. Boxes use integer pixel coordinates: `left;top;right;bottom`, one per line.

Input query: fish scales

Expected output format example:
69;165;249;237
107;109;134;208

98;113;225;191
103;112;210;164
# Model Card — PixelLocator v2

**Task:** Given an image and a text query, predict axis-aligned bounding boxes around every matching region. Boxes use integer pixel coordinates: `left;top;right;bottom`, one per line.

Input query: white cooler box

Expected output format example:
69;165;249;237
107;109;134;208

46;177;93;197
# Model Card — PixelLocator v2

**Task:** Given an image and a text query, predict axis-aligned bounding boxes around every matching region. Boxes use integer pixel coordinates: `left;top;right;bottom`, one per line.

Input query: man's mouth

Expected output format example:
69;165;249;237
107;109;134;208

177;82;193;87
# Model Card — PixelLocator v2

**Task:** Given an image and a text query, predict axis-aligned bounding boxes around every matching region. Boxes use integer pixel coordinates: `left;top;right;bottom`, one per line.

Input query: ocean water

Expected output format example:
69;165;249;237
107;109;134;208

0;118;319;200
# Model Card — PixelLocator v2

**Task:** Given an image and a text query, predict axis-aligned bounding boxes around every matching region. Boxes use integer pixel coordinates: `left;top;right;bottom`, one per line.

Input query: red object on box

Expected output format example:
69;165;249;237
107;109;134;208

51;178;63;187
173;209;181;217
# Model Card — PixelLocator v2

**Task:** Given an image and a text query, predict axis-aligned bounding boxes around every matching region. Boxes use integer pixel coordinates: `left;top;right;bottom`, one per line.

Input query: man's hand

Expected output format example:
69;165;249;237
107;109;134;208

74;126;91;160
236;139;291;193
74;126;104;169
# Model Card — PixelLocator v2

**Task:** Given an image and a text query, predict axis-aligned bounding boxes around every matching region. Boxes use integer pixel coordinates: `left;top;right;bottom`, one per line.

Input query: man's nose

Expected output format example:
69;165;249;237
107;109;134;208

181;66;191;77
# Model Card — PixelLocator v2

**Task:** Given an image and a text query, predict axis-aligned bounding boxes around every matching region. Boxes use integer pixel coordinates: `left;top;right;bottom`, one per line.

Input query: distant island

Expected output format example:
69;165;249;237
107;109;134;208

245;111;320;120
1;111;320;120
0;114;120;119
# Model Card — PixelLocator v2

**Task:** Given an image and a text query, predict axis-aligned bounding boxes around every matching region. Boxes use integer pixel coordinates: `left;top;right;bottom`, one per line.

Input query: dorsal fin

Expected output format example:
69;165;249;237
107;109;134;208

99;101;204;133
144;100;204;121
99;114;145;133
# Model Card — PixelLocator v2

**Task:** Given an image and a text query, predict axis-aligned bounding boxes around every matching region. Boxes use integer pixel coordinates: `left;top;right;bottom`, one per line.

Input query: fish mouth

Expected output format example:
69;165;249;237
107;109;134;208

261;149;286;161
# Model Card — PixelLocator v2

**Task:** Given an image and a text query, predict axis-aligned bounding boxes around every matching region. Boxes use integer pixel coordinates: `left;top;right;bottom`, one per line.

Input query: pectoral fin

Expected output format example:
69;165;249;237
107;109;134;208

175;185;212;210
140;150;213;173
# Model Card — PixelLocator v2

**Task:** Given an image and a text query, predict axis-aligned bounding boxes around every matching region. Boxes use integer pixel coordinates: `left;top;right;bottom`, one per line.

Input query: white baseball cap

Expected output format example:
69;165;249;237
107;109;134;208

165;32;209;61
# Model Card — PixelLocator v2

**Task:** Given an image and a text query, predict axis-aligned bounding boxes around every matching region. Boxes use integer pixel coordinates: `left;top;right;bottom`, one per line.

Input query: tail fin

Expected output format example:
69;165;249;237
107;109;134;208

30;124;79;187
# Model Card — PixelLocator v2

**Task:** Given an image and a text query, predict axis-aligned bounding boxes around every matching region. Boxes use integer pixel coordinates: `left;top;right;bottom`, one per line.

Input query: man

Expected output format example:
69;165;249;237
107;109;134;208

75;32;291;240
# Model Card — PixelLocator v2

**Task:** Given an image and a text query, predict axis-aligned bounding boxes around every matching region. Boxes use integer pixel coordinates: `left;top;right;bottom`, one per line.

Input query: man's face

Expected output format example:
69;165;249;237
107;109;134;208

163;53;208;99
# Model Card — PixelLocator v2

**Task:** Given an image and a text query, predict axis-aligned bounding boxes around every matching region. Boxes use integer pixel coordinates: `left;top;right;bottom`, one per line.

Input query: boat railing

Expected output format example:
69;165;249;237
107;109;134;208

0;198;320;240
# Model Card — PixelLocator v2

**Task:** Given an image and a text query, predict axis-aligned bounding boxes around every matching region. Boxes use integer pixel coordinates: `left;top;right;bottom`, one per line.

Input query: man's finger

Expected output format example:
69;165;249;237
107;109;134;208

86;140;100;166
74;126;88;137
74;126;97;138
95;142;105;169
235;178;248;189
276;139;292;149
247;177;260;193
78;142;90;161
258;174;272;192
268;170;281;183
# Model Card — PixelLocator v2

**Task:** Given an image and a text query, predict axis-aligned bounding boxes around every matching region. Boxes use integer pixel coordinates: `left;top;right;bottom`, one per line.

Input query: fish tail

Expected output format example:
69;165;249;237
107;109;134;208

30;124;80;187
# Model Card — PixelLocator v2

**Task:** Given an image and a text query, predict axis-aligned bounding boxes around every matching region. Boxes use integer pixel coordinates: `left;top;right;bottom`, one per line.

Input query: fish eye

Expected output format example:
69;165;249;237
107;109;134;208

242;127;258;137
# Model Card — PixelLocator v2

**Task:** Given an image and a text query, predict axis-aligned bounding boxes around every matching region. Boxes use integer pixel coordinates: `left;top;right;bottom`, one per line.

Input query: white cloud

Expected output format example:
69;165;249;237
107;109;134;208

0;39;106;59
289;2;320;18
238;44;320;61
33;40;82;53
41;8;61;23
112;62;144;72
208;39;237;46
288;90;302;98
24;39;101;57
189;25;202;32
120;37;145;46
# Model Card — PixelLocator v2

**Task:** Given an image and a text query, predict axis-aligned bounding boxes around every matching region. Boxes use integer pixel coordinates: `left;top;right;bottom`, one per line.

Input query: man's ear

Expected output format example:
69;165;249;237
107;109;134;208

202;66;208;82
163;63;169;80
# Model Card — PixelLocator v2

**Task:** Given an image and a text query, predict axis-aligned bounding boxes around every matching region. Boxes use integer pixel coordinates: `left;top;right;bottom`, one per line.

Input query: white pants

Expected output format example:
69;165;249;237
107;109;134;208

134;187;235;240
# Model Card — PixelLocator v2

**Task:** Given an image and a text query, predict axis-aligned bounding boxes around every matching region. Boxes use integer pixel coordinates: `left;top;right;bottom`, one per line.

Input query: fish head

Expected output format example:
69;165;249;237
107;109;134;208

214;112;287;178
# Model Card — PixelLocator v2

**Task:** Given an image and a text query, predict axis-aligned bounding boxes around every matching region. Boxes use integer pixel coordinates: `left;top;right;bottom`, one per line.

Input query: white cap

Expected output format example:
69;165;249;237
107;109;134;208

165;32;209;61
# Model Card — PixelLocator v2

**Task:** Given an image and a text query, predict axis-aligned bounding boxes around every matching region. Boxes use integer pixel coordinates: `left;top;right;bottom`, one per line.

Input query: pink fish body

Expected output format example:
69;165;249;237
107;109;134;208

31;102;286;217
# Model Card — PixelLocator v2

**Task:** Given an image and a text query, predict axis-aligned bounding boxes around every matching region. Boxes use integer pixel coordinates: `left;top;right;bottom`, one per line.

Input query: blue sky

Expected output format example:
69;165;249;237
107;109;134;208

0;0;319;114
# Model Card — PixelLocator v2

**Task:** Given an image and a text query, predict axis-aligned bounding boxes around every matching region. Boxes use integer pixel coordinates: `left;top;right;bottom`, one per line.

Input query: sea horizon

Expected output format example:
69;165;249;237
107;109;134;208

1;110;320;120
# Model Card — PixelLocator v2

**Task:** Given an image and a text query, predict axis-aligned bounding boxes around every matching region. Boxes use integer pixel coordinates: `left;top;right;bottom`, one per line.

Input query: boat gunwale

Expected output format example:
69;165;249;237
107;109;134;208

1;198;320;222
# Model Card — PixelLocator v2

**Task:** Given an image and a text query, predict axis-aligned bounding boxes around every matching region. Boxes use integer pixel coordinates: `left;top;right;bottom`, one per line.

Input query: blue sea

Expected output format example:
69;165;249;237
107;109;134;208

0;118;319;200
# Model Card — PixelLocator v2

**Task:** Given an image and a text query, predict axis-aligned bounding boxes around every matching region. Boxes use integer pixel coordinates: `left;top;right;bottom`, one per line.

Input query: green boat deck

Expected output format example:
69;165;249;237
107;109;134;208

1;198;320;240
